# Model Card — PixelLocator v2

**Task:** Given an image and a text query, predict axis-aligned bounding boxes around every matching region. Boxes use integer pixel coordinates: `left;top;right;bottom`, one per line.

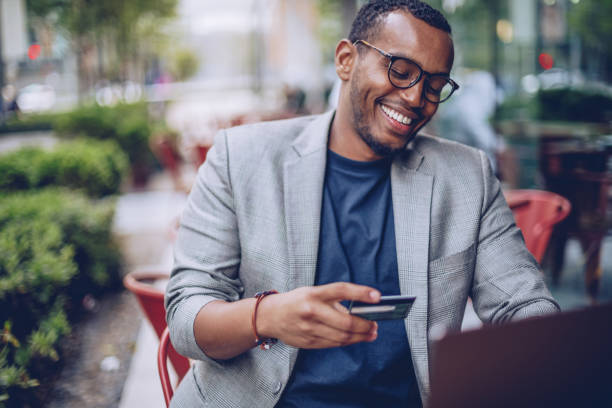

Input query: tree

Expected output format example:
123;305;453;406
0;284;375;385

26;0;178;101
170;49;199;82
568;0;612;82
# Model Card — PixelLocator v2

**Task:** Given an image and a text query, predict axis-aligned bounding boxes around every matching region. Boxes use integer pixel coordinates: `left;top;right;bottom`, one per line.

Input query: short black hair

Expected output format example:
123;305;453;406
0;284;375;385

348;0;452;44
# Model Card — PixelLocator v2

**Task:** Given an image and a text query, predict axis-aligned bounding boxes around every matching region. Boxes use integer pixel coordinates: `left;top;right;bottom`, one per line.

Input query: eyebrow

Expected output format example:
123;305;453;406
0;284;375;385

394;53;451;76
377;46;451;76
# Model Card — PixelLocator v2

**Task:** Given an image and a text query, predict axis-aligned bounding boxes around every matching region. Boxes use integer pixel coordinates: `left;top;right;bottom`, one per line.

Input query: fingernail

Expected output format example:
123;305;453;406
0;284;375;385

369;291;379;301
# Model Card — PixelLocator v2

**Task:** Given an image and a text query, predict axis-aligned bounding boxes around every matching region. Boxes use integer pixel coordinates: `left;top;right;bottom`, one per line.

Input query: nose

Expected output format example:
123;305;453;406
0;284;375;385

398;79;426;109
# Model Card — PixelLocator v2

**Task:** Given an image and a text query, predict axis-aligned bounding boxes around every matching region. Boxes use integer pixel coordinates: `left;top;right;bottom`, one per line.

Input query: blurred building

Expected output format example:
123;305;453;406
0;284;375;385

171;0;326;109
1;0;28;65
0;0;28;113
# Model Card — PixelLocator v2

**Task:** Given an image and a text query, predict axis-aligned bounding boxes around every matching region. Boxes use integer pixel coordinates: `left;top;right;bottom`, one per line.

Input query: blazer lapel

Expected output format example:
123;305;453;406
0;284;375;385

282;111;333;373
283;111;334;290
391;148;433;397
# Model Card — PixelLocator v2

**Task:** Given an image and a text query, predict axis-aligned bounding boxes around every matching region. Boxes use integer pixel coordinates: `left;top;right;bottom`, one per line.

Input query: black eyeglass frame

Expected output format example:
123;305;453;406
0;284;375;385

353;39;460;103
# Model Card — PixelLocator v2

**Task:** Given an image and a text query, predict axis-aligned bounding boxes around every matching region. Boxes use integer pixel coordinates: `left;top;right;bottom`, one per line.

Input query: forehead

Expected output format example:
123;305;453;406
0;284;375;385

372;10;454;73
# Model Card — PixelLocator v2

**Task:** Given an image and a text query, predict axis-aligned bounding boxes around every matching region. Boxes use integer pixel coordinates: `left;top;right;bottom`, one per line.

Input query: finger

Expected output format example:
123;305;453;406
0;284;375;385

309;302;377;334
313;323;378;347
314;282;380;303
292;323;378;349
333;301;349;313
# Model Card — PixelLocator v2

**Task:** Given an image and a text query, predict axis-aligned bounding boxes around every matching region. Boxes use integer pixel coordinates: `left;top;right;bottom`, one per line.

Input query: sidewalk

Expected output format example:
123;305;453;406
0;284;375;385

113;173;187;408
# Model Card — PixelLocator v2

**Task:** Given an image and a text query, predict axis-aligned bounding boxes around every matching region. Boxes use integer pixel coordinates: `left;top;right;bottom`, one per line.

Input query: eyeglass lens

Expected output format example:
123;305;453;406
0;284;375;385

389;59;454;102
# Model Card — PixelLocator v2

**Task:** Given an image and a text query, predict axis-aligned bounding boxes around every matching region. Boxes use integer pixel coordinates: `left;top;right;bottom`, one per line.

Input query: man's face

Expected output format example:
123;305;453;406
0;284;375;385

347;11;454;157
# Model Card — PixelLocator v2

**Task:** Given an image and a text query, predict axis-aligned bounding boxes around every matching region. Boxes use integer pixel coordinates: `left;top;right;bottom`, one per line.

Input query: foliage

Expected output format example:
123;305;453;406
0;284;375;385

26;0;179;95
170;49;200;82
537;88;612;123
0;189;121;406
495;88;612;123
568;0;612;57
0;112;58;134
0;148;42;192
26;0;178;50
0;189;122;297
53;102;155;171
316;0;344;62
1;321;40;408
494;95;538;122
0;139;128;197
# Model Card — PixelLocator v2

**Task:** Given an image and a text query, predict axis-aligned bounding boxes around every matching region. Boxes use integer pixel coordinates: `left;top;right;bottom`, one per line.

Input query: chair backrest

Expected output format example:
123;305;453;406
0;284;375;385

504;189;571;263
195;145;209;168
158;327;190;407
123;270;191;381
123;271;168;337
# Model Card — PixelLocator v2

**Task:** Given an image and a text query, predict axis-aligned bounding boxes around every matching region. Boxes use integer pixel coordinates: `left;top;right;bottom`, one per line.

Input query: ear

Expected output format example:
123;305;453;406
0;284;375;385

335;39;357;81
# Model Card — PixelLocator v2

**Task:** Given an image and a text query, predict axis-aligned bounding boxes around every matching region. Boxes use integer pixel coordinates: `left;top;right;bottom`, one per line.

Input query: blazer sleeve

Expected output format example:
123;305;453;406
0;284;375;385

165;129;244;361
471;150;560;323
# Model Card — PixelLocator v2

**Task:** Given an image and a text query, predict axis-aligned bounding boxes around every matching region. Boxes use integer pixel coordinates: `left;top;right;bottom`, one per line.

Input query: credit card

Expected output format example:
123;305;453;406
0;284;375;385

348;295;416;321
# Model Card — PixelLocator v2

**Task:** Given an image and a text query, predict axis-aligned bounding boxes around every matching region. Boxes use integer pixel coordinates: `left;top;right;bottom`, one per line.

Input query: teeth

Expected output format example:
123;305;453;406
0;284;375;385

381;104;412;125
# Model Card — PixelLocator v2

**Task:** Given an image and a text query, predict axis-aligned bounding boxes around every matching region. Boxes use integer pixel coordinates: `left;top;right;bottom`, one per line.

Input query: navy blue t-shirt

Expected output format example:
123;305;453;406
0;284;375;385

277;150;421;407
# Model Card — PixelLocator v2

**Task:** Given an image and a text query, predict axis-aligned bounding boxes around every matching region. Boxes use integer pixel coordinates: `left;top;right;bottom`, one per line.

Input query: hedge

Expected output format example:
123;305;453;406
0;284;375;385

0;139;128;198
0;189;121;407
537;88;612;123
0;112;57;134
53;103;156;169
495;87;612;123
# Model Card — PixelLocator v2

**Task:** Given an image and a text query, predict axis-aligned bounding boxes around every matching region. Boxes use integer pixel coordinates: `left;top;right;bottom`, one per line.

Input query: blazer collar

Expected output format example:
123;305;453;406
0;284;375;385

291;110;335;157
291;109;426;171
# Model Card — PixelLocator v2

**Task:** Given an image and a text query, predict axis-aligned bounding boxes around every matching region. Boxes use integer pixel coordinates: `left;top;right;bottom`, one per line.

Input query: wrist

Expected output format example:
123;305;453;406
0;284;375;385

253;292;278;340
252;290;279;349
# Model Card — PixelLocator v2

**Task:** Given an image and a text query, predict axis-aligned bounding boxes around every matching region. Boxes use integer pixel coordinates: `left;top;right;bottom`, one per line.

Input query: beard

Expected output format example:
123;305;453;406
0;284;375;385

348;72;417;158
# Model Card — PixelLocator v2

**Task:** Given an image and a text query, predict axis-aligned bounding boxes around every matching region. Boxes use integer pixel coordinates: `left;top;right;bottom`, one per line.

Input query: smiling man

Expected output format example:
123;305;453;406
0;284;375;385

331;4;455;161
165;1;559;407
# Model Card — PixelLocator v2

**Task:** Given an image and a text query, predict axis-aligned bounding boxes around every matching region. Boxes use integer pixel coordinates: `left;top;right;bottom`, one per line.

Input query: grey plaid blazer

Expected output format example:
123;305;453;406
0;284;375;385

165;110;559;407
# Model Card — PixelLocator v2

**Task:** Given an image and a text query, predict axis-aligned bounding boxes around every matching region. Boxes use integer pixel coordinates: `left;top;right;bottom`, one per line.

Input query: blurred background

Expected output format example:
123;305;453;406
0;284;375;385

0;0;610;407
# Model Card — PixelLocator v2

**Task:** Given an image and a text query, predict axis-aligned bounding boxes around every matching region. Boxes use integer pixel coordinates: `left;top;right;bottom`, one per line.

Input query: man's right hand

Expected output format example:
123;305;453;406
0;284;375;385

193;282;380;360
256;282;380;349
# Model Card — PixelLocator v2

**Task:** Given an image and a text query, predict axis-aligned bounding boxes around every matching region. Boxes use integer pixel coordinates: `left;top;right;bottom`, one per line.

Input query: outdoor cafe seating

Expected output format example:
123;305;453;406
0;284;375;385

538;138;612;300
503;189;571;264
123;269;191;385
158;327;189;407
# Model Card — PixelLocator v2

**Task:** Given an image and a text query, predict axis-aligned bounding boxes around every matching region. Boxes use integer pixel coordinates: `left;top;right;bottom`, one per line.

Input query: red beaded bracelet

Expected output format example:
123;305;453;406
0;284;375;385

252;290;278;350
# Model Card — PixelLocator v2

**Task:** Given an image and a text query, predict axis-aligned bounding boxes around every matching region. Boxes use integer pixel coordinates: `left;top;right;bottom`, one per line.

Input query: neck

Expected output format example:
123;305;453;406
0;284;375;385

329;108;383;162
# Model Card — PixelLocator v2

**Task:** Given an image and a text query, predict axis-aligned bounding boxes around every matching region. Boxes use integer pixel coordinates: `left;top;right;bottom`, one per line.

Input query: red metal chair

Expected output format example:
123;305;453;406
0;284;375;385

123;270;190;382
504;189;571;263
195;145;209;168
150;137;186;191
158;327;190;407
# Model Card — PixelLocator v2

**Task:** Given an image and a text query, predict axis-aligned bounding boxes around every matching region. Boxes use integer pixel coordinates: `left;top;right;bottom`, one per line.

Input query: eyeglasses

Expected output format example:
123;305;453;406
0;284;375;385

354;40;459;103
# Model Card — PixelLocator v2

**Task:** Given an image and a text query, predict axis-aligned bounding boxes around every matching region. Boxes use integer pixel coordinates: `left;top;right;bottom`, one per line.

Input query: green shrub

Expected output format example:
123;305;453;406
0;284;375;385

537;88;612;123
53;103;156;169
171;49;200;81
1;302;71;408
0;139;128;197
0;112;58;134
0;189;122;294
495;88;612;123
494;95;538;122
0;148;44;191
0;189;121;407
